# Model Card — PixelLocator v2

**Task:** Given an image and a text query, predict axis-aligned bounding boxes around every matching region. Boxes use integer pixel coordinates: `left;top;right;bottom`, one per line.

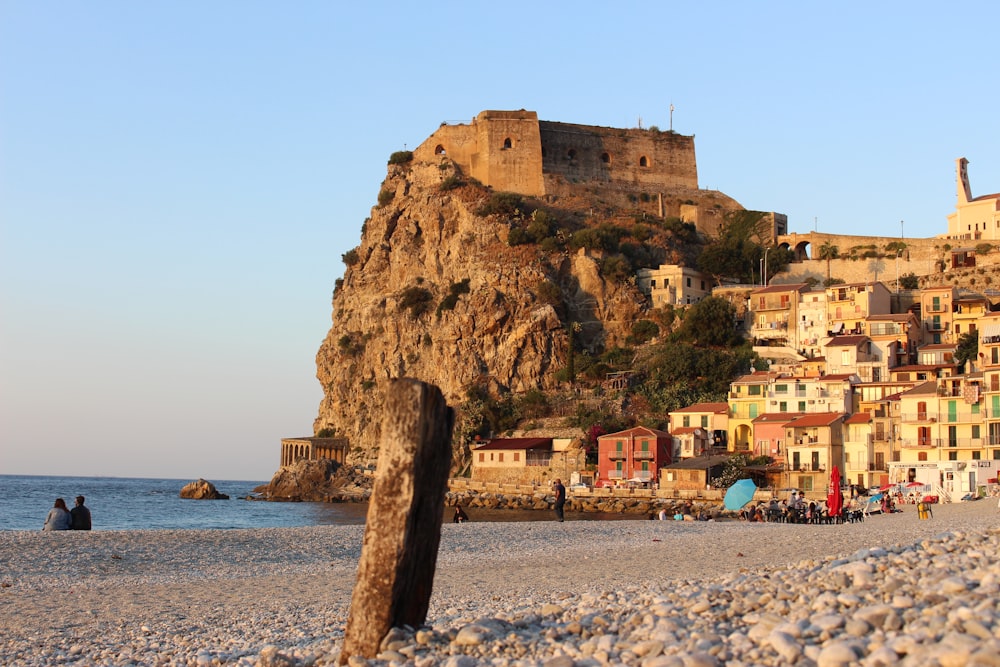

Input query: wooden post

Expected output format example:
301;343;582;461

338;379;454;664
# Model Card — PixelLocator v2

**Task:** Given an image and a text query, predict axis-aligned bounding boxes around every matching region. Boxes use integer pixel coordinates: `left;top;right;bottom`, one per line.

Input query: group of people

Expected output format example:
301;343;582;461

740;492;841;524
43;496;91;531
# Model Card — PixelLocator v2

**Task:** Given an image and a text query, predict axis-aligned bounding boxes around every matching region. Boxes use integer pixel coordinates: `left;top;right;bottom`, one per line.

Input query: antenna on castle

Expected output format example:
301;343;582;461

669;104;674;132
637;115;643;129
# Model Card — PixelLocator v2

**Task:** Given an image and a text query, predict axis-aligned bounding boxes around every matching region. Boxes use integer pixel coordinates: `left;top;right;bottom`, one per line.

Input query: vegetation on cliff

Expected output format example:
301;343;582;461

314;152;765;471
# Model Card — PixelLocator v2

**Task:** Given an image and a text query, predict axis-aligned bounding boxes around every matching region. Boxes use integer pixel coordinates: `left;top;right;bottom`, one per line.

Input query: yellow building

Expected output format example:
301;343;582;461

946;158;1000;241
826;282;892;337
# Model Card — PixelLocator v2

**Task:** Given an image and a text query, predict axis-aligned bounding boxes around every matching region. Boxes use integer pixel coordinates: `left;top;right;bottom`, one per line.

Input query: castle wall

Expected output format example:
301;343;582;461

538;121;698;190
413;110;699;199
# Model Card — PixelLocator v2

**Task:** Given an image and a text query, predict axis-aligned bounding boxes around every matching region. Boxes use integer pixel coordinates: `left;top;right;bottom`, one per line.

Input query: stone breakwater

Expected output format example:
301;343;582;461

446;489;727;519
0;501;997;666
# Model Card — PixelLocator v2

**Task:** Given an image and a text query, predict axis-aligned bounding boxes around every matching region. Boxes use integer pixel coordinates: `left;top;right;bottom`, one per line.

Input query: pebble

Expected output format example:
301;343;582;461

3;504;1000;666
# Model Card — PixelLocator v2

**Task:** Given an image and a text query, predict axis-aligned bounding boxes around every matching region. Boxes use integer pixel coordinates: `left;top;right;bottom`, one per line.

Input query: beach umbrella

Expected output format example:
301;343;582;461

827;466;843;519
724;478;757;510
905;481;925;488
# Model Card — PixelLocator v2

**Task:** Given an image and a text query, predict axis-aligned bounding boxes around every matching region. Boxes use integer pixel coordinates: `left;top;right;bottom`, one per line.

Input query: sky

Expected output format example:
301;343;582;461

2;2;999;481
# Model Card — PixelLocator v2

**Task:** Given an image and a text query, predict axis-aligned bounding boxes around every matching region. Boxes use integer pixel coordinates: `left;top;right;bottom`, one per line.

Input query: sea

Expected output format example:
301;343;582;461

1;475;638;531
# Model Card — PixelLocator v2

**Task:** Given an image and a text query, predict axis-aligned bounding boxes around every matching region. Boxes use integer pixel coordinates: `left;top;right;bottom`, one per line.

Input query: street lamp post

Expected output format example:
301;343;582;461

764;247;772;287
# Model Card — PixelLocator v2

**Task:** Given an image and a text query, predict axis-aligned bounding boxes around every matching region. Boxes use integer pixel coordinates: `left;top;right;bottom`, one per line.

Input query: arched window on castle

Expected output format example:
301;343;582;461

639;155;650;167
435;144;446;155
600;152;611;164
503;137;513;149
567;149;577;160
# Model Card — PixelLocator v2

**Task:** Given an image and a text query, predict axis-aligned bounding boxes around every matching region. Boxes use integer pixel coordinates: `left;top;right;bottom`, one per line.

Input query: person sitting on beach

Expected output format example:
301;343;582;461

452;505;469;524
70;496;91;530
43;498;72;531
657;508;668;520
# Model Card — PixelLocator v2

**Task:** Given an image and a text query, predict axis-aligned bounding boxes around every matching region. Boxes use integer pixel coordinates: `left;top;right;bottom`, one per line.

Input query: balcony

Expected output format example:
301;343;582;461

633;451;655;460
608;470;623;479
608;451;626;460
900;438;934;449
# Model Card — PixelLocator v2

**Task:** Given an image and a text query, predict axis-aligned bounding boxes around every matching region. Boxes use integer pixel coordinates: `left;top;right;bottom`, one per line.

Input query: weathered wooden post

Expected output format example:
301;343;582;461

338;378;454;664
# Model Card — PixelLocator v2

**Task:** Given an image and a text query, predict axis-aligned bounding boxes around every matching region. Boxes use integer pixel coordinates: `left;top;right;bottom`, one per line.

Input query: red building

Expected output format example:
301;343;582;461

596;426;671;487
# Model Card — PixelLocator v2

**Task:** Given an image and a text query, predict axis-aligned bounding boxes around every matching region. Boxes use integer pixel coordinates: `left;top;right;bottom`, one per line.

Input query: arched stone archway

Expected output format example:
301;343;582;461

600;152;611;164
793;241;811;262
503;137;512;149
434;144;446;155
639;155;649;167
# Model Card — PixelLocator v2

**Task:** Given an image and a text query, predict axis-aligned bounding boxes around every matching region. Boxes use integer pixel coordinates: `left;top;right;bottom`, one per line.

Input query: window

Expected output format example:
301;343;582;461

682;416;691;427
639;156;649;167
779;401;787;412
973;450;981;460
775;384;788;394
600;152;610;163
798;401;806;412
687;277;692;287
641;439;650;452
513;452;520;462
503;137;513;149
749;404;758;418
700;416;708;428
948;451;958;461
701;280;706;290
478;452;484;462
918;452;928;461
615;440;624;453
498;453;504;462
973;425;981;439
917;401;927;421
749;385;761;396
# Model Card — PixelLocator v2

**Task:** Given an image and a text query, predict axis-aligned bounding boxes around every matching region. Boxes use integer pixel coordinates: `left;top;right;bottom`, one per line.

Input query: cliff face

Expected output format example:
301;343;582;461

313;158;646;467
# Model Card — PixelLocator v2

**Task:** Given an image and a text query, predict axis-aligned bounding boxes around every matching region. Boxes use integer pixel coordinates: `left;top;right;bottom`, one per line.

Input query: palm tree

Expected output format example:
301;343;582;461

818;242;839;284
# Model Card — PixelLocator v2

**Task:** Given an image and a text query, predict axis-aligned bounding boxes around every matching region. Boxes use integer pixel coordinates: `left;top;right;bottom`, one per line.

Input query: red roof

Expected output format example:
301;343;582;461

751;283;809;295
845;413;872;424
598;426;670;439
825;335;869;347
786;413;845;428
752;412;806;424
476;438;552;451
669;426;702;435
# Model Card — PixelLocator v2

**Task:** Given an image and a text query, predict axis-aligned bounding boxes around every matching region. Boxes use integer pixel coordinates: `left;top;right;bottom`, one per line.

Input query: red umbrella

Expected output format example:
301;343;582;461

827;466;844;519
905;481;925;488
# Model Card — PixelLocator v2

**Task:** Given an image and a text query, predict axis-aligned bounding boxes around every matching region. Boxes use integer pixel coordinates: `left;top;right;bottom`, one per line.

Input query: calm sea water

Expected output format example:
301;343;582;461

0;475;642;531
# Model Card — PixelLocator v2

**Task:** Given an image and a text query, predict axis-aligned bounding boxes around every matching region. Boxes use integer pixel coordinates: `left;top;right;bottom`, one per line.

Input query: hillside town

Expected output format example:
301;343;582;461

467;157;1000;504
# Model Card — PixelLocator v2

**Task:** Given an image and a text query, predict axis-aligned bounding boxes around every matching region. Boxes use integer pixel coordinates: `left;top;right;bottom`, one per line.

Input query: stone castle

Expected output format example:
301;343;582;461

412;109;760;238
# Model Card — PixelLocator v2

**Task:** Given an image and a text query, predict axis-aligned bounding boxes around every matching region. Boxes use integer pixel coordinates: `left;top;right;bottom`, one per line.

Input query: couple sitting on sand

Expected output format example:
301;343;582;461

42;496;91;531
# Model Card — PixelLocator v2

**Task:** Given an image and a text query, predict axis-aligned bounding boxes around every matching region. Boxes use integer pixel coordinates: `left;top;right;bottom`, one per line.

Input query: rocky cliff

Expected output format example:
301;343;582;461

313;156;653;469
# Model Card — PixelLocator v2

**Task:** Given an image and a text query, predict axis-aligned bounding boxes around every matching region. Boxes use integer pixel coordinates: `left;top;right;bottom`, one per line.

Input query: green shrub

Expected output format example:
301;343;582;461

316;427;337;438
399;286;433;319
628;319;660;345
440;174;463;191
475;192;525;218
508;227;530;246
599;255;632;282
342;248;360;266
387;150;413;165
436;279;471;317
378;188;394;207
536;280;562;306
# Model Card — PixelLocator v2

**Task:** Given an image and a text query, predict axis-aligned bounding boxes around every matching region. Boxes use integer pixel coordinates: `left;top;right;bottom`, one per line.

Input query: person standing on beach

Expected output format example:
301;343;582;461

70;496;92;530
553;479;566;522
43;498;72;531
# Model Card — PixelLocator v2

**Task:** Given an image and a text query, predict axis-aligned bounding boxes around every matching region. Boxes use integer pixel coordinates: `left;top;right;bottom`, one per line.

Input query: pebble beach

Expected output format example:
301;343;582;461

2;501;999;667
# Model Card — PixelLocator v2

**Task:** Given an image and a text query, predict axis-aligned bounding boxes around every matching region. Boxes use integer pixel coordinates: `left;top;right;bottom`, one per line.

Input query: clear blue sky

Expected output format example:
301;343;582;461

2;2;999;481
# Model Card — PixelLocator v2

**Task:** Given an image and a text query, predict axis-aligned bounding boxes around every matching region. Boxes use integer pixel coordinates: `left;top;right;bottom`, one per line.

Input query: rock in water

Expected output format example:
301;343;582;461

179;478;229;500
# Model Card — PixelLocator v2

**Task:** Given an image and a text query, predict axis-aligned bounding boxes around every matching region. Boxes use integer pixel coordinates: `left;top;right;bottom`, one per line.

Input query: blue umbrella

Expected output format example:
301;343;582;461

724;478;757;510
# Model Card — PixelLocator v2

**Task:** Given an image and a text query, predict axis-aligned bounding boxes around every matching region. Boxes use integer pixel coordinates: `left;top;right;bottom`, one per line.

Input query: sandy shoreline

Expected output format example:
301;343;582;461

1;500;998;665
